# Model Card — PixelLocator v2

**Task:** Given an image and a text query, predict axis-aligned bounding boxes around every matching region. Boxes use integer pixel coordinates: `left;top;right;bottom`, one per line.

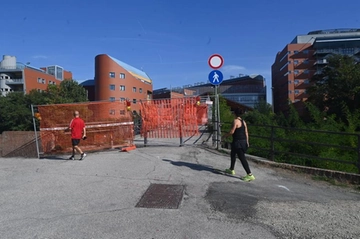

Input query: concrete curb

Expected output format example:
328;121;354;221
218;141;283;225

218;147;360;185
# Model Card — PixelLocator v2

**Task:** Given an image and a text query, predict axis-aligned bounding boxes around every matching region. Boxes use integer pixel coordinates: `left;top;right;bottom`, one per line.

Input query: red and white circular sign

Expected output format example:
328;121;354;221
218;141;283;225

208;54;224;69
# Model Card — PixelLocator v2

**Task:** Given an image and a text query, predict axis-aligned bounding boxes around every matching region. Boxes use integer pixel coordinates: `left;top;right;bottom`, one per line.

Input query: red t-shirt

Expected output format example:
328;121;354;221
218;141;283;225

70;117;85;139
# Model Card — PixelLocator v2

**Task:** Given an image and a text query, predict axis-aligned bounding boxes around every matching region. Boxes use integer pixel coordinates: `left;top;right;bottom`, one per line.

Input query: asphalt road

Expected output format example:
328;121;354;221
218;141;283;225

0;137;359;239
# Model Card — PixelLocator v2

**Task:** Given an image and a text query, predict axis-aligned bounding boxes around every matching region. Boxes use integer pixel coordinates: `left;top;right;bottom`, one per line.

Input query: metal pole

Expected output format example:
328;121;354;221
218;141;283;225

213;86;218;148
358;135;360;173
31;104;40;159
216;86;221;150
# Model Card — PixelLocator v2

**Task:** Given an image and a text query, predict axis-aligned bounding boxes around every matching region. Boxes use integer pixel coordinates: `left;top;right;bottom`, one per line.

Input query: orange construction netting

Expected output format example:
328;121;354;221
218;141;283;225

139;97;207;138
35;101;134;155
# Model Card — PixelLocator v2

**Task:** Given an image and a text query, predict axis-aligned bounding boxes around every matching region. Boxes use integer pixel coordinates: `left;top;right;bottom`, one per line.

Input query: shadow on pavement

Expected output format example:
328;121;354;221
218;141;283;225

40;155;70;160
162;158;240;179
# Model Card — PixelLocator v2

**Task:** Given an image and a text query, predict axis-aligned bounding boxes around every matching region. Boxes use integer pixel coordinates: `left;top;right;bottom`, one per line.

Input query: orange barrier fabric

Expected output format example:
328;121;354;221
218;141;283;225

36;101;134;155
140;98;206;138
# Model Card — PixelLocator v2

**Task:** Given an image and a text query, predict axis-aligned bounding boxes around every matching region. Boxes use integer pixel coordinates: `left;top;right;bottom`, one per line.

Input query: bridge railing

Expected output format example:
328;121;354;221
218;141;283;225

220;123;360;174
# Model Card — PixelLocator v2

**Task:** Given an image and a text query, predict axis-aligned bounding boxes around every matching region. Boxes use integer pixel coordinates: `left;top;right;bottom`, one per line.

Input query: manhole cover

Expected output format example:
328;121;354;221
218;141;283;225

136;184;185;209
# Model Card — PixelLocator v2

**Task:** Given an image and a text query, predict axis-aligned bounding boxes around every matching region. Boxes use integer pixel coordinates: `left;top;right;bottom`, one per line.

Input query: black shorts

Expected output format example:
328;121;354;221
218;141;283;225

72;139;81;146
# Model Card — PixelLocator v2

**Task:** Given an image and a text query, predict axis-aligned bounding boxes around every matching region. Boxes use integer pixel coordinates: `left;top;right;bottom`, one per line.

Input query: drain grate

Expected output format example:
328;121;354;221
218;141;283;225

136;184;185;209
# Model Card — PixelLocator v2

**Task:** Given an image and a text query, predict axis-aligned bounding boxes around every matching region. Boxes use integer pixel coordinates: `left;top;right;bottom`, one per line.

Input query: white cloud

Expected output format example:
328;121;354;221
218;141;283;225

221;65;246;77
32;55;48;59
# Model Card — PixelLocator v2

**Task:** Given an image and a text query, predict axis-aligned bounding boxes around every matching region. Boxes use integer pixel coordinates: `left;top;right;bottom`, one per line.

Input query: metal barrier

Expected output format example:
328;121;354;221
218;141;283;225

139;98;206;146
32;101;134;158
220;123;360;174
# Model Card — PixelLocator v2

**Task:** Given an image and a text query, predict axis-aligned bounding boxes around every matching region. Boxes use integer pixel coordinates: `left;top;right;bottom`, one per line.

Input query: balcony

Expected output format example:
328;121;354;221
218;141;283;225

0;66;25;72
314;59;328;65
5;78;24;85
314;70;323;75
313;48;360;56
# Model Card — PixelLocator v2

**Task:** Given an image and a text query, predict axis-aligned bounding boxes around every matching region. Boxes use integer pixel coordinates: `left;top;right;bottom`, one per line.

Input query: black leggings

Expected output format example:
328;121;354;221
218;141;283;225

230;147;251;174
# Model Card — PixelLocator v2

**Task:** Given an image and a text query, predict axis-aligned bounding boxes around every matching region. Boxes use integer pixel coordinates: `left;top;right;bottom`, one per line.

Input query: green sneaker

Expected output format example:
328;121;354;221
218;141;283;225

242;174;255;182
224;169;235;175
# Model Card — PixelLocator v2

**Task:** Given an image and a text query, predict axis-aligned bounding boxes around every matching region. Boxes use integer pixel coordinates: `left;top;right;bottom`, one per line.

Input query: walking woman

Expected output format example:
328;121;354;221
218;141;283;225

222;108;255;182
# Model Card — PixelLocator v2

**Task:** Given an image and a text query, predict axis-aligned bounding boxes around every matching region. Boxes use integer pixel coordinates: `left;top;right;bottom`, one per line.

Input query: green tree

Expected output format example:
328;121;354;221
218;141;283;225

0;92;33;133
44;80;88;104
254;99;273;116
0;79;88;133
307;55;360;120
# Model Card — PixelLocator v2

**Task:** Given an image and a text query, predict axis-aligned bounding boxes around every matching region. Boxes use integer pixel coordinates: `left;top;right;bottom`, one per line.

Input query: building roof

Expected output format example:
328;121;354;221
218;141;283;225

80;79;95;86
108;55;152;84
291;28;360;44
17;62;46;72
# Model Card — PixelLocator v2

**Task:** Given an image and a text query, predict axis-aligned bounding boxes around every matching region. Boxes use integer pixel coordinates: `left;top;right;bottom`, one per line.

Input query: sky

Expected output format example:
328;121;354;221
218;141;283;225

1;0;360;103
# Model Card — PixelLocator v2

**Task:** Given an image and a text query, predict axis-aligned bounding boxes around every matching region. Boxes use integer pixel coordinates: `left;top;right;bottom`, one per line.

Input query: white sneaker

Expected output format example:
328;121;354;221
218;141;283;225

80;153;87;160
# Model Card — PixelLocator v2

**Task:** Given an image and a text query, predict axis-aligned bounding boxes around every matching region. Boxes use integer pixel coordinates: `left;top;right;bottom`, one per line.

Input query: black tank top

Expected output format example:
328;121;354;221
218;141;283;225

233;118;246;142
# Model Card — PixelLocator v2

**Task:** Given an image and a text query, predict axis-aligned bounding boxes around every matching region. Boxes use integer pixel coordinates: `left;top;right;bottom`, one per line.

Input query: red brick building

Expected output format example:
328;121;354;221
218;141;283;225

272;29;360;115
0;55;72;96
82;54;153;112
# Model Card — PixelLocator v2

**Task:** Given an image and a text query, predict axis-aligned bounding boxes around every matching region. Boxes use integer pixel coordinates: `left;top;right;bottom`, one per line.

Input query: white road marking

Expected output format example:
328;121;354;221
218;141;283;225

277;185;290;191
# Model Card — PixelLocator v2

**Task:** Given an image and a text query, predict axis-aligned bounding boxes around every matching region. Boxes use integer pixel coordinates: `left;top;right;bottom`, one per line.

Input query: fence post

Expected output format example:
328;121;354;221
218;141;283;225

358;135;360;173
270;126;275;161
31;104;40;159
144;127;148;147
179;121;183;147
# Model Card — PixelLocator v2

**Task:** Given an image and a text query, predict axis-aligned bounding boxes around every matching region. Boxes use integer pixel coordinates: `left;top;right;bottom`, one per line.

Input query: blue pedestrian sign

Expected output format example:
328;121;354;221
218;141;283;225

208;70;223;85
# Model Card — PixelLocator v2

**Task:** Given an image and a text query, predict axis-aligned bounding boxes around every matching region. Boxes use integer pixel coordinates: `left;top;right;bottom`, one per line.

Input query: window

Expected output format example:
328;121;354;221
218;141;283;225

294;70;299;75
303;59;309;64
133;99;137;104
294;80;299;84
42;79;46;84
110;84;115;90
294;50;299;54
304;70;309;74
109;109;115;115
139;88;142;93
110;97;115;102
56;67;63;80
293;60;298;65
120;73;125;79
303;50;309;54
109;72;115;78
288;80;292;84
120;85;125;91
37;78;42;83
133;87;136;92
304;79;310;84
294;90;299;94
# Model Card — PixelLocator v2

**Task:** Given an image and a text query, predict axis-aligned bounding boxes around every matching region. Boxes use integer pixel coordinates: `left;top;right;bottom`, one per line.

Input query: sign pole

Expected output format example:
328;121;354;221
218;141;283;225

213;85;218;148
216;85;221;150
208;54;224;150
